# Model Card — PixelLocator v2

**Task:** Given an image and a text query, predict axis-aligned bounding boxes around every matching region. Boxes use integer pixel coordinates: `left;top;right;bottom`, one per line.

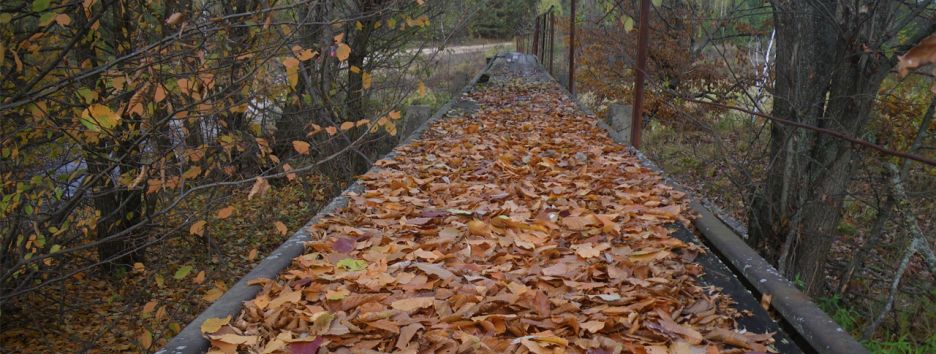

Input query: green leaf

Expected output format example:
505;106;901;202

32;0;51;12
49;244;62;253
336;258;367;271
38;12;55;26
621;15;634;32
652;0;663;7
0;13;12;24
174;265;193;280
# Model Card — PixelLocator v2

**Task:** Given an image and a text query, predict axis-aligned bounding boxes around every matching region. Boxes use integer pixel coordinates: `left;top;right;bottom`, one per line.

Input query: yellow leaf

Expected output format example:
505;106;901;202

340;121;355;131
355;21;364;31
203;287;224;303
292;140;310;155
390;297;435;311
247;248;257;261
355;119;369;127
200;316;231;334
190;220;207;236
274;221;288;236
388;110;401;120
333;32;345;43
293;46;316;61
81;104;121;131
336;43;351;62
350;65;361;74
325;126;338;136
193;270;206;284
282;57;300;88
418;81;427;97
467;220;490;236
216;206;234;219
362;71;372;90
133;262;146;273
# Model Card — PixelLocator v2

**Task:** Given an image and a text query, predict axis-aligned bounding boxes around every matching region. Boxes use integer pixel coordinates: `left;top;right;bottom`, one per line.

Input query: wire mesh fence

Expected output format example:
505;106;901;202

519;0;936;349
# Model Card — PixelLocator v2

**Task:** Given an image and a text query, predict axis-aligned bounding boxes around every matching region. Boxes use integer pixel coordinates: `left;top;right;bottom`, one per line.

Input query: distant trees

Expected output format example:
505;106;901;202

469;0;537;38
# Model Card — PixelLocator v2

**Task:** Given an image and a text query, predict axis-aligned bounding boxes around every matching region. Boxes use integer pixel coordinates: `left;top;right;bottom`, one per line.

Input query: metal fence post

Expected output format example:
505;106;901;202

631;0;650;148
569;0;576;94
533;18;540;59
549;10;555;75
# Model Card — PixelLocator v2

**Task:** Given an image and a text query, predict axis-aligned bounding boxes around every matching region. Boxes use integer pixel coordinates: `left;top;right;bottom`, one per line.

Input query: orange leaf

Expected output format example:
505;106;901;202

190;220;207;236
216;206;234;219
274;221;288;236
336;44;351;62
292;140;311;155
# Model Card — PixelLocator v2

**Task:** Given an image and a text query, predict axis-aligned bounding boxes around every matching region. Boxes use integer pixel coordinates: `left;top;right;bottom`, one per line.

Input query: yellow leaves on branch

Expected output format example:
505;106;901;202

336;44;351;62
362;71;372;90
282;57;300;88
333;32;351;62
80;104;121;132
292;45;317;61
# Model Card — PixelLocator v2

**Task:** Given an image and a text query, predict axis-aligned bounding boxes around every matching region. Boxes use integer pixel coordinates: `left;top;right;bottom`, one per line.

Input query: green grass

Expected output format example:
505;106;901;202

819;294;936;354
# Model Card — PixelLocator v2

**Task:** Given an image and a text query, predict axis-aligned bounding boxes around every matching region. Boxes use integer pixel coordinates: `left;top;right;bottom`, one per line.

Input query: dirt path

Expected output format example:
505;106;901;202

411;42;512;57
201;56;781;354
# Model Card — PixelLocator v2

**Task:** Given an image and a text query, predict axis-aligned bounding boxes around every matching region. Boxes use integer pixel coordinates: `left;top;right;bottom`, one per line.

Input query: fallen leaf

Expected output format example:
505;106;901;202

391;297;435;311
200;316;231;334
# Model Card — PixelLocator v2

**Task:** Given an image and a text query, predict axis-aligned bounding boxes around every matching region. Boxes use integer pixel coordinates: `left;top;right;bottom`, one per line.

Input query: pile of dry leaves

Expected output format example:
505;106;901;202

201;77;777;353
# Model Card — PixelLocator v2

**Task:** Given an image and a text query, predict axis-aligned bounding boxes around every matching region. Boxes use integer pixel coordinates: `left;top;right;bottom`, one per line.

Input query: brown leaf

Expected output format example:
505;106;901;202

391;296;435;311
396;323;424;349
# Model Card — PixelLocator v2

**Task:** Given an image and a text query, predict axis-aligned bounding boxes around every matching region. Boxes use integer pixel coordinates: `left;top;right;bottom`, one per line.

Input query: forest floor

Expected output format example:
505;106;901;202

201;56;783;353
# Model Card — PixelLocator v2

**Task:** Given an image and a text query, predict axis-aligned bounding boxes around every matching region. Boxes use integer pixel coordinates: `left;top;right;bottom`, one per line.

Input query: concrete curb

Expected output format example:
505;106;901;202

157;55;501;354
530;53;867;354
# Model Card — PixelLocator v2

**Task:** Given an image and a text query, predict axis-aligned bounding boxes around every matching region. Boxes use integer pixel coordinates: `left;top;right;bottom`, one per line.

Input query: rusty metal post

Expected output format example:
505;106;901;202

540;15;547;63
532;18;540;59
631;0;650;148
549;10;555;75
569;0;576;94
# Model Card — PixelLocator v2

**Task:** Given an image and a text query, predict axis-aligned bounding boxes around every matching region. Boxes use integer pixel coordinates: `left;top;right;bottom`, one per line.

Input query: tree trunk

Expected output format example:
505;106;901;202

748;0;898;296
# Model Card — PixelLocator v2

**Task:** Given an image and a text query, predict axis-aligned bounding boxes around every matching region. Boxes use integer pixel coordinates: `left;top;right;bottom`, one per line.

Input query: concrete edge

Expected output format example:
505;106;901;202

157;54;502;354
528;54;867;354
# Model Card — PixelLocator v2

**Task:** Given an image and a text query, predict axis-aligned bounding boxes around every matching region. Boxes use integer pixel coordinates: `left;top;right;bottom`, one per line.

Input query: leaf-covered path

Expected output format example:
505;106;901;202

204;56;781;353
